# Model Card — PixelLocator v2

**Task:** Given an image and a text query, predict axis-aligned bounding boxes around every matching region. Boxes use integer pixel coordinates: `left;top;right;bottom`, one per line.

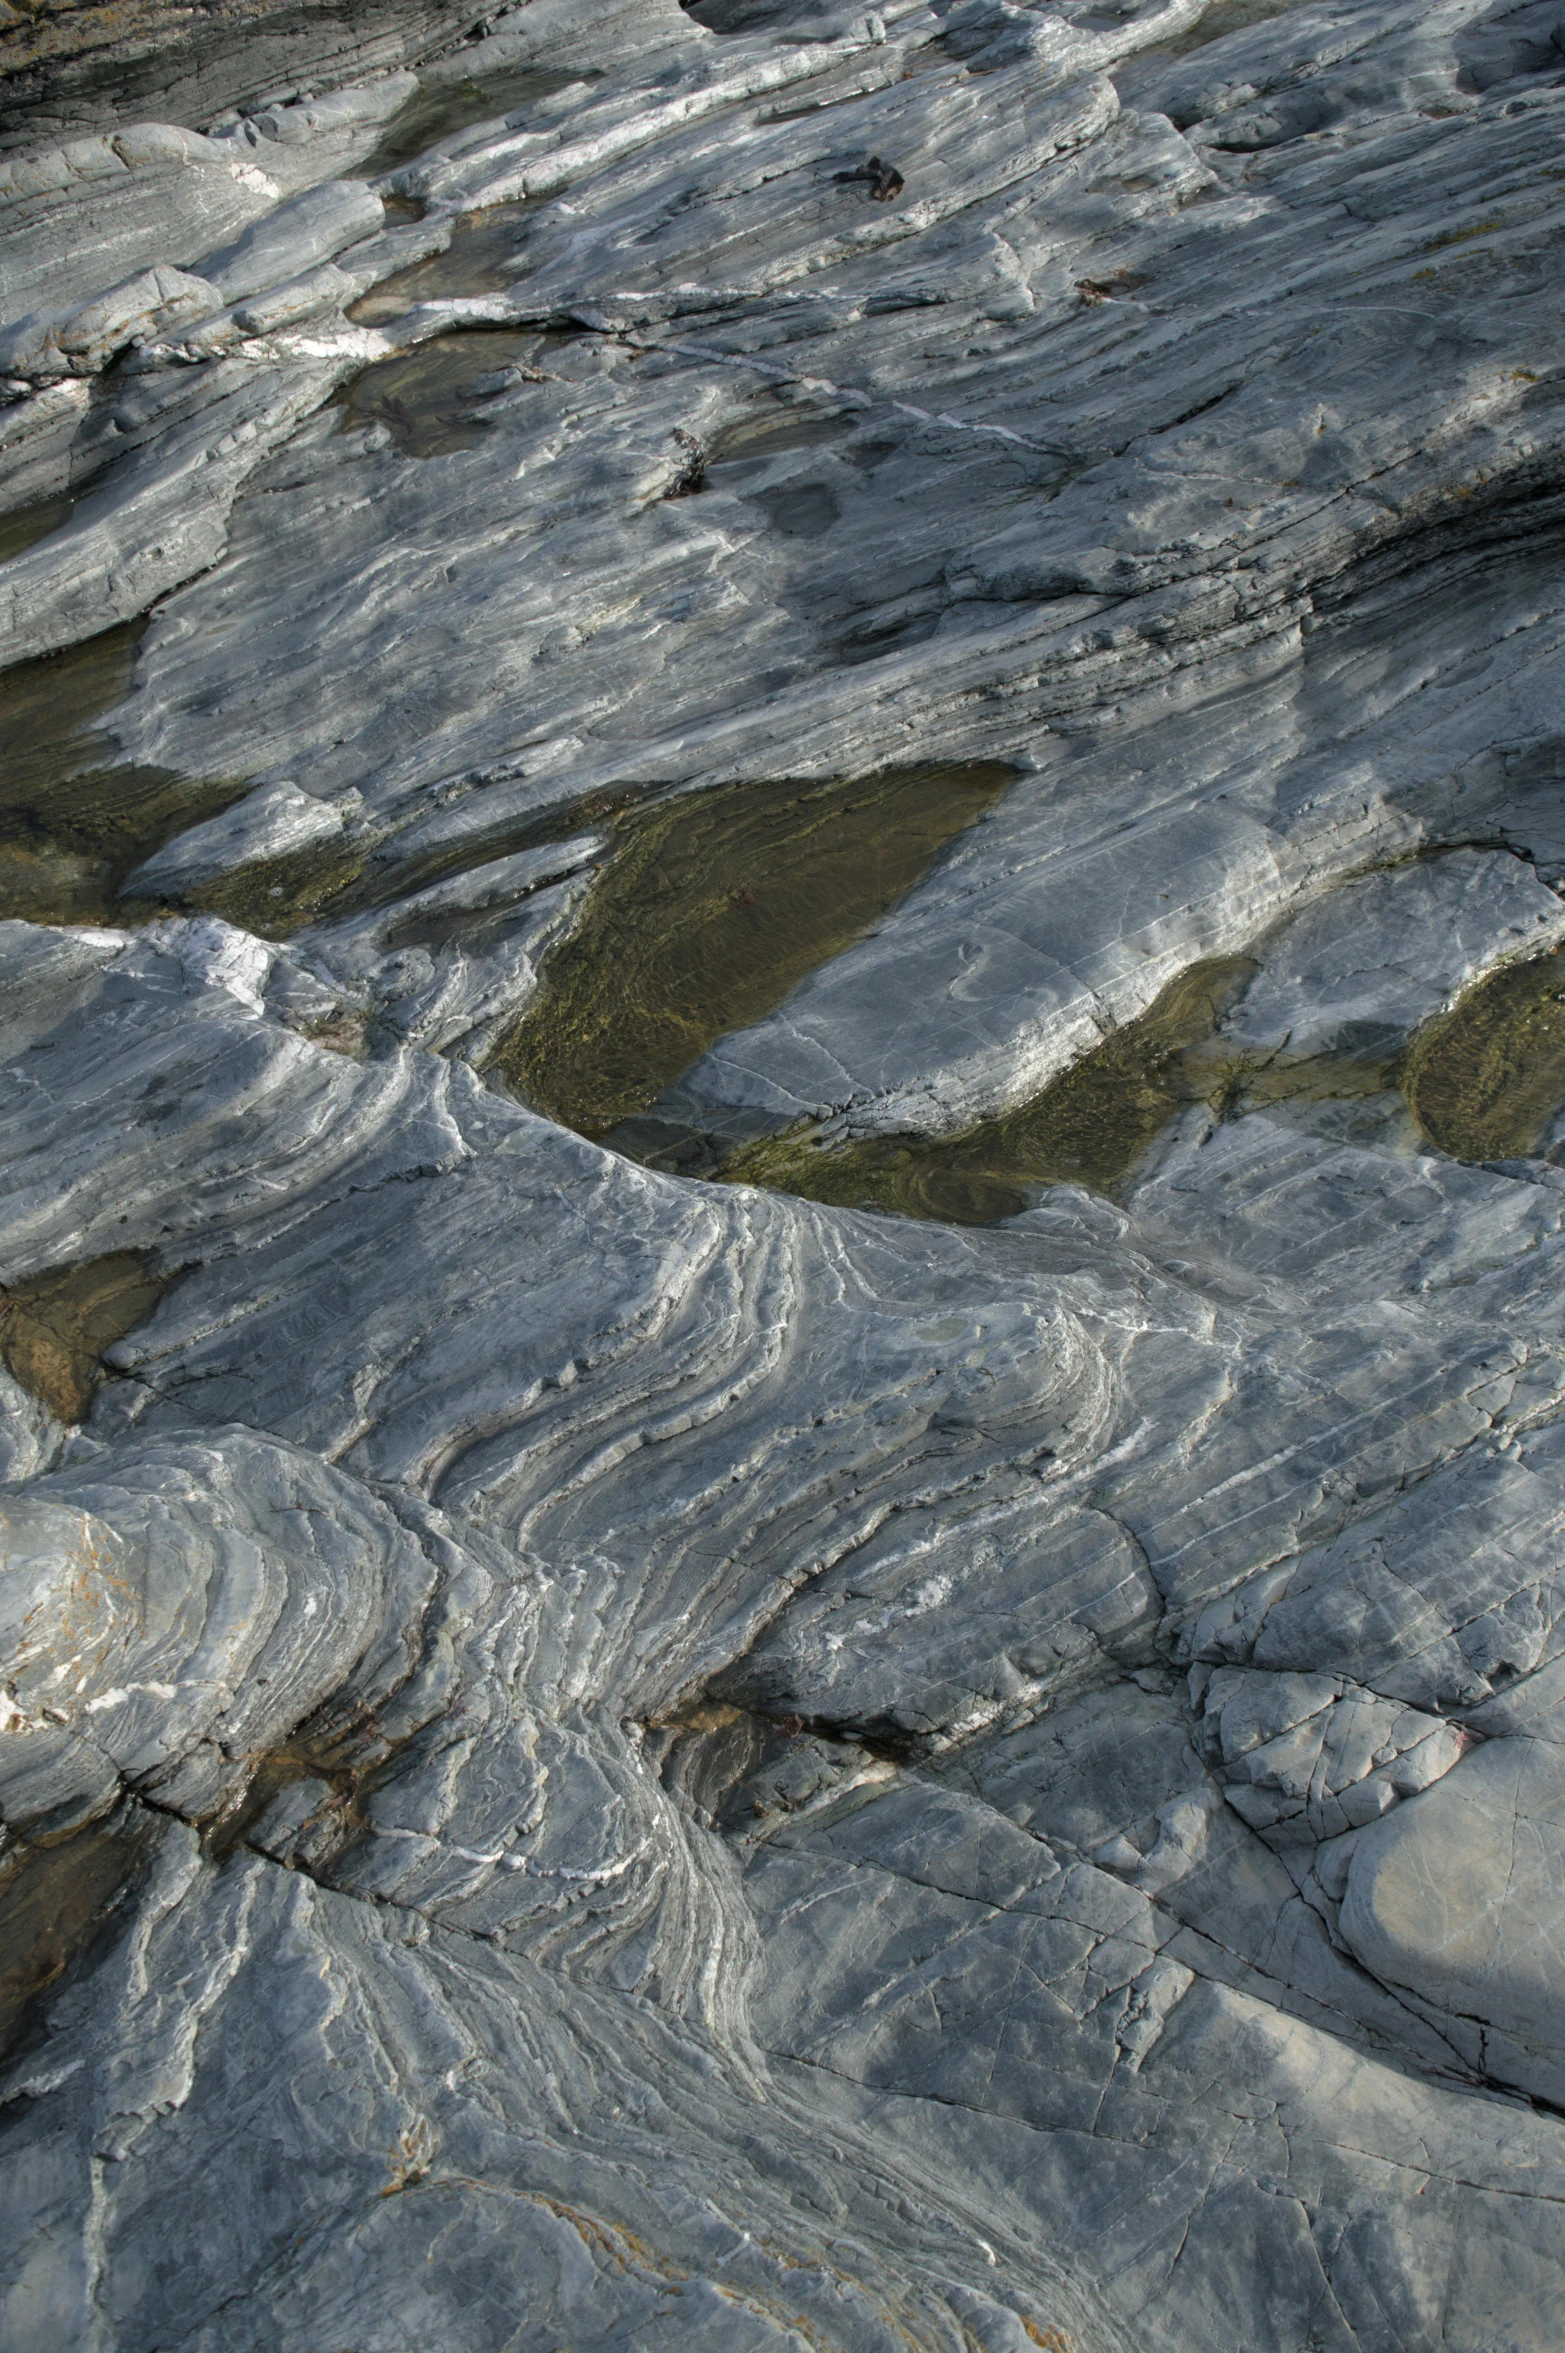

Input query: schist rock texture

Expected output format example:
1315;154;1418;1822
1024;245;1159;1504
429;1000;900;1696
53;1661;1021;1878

2;0;1565;2346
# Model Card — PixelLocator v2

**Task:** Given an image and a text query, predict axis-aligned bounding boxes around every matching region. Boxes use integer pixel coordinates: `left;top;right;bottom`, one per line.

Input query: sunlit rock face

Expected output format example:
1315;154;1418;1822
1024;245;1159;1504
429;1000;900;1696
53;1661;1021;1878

2;1;1565;2346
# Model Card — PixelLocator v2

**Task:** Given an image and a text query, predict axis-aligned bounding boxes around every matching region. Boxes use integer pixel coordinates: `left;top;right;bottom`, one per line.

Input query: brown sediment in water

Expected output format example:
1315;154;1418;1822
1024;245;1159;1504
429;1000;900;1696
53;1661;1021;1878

1405;939;1565;1161
0;622;247;926
335;327;564;459
720;960;1424;1225
719;934;1565;1230
0;1811;147;2063
722;958;1265;1224
175;834;372;940
356;67;583;182
0;1252;172;1425
347;199;541;326
492;763;1018;1140
1141;0;1302;61
0;490;74;566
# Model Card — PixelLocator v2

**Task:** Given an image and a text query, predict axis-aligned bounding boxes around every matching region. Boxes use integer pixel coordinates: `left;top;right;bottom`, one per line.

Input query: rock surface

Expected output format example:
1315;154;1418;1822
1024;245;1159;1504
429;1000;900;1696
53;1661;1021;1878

3;1;1565;2348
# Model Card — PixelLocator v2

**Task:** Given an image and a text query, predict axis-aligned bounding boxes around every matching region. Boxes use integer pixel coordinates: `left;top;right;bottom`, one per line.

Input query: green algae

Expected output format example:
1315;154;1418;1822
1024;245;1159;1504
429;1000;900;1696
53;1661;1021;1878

175;838;372;939
207;778;648;946
0;623;247;926
718;933;1565;1231
493;763;1018;1140
1406;940;1565;1161
721;957;1264;1225
351;785;641;921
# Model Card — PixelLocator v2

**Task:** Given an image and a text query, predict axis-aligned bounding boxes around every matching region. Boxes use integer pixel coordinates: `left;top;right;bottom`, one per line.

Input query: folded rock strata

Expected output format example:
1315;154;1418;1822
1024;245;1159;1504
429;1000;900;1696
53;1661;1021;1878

2;2;1565;2348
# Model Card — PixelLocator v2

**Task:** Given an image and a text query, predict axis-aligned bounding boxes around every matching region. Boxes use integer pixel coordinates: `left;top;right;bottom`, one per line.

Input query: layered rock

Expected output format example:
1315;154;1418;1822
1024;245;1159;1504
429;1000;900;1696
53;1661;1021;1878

3;1;1565;2347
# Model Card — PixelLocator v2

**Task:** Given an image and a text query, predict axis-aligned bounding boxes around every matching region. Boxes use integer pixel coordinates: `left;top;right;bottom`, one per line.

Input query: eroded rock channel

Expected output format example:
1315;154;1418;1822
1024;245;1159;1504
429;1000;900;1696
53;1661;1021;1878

3;2;1565;2348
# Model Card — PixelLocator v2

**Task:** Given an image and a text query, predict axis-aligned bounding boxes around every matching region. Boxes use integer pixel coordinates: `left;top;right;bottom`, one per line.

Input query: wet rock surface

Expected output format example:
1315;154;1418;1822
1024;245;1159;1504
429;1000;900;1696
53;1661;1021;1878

2;1;1565;2347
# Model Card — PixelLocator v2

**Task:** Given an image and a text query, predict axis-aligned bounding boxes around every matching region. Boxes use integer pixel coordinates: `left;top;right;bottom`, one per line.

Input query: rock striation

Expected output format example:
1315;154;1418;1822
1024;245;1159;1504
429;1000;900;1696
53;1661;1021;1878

2;0;1565;2346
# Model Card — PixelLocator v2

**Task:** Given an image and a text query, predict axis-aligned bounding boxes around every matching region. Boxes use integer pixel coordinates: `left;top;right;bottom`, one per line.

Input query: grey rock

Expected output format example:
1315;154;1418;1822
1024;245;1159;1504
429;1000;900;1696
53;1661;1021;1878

0;262;221;384
1226;847;1565;1061
0;124;273;317
4;2;1565;2345
1340;1732;1565;2104
0;1815;1121;2353
198;175;384;302
0;4;462;156
0;339;367;660
0;1426;438;1832
124;778;346;894
212;71;419;186
0;917;126;1045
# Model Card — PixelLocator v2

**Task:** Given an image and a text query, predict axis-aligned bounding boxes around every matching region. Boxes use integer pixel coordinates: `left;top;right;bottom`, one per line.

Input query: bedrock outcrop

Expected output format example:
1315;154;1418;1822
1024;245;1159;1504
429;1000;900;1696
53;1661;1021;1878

2;2;1565;2348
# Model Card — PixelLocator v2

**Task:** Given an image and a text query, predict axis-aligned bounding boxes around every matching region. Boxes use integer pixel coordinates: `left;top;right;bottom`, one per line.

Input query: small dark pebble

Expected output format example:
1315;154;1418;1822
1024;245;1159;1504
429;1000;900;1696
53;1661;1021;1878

835;154;904;202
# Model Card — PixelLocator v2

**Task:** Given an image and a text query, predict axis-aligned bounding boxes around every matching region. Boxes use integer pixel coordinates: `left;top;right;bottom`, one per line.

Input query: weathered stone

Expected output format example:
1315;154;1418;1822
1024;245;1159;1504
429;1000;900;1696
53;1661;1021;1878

1340;1733;1565;2105
2;1;1565;2345
124;778;347;894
